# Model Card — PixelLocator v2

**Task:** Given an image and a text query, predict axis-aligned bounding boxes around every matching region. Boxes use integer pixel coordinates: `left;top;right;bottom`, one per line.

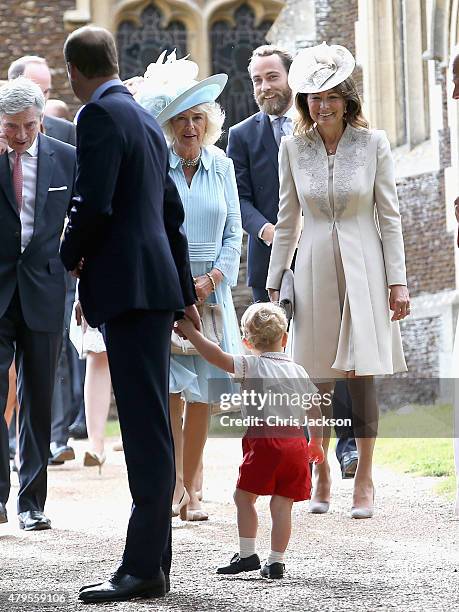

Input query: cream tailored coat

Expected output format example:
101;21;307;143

266;125;407;378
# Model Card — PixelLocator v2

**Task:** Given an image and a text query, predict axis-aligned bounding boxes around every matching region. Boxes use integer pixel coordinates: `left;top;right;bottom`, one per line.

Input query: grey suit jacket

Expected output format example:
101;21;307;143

43;114;76;146
0;133;76;332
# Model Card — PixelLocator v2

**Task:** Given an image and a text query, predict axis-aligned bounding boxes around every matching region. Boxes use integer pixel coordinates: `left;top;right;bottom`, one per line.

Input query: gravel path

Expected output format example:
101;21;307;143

1;437;458;611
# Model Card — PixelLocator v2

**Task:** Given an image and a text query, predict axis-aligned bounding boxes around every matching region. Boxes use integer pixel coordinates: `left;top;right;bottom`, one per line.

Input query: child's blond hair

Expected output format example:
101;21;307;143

241;302;288;350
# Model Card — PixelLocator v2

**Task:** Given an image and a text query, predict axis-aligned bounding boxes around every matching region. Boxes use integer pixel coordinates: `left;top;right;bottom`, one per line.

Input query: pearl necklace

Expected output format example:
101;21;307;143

174;149;201;167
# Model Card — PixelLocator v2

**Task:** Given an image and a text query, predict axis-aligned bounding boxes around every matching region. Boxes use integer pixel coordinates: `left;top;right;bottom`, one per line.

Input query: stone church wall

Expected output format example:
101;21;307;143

0;0;77;109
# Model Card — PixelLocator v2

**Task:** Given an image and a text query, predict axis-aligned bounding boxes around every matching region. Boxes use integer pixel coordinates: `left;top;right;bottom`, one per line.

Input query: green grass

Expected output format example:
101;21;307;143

375;404;456;499
105;419;121;438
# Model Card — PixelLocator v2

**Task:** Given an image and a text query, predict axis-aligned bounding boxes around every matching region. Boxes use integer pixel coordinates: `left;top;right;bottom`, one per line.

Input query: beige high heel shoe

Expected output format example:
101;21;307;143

350;486;375;519
83;451;106;475
172;488;190;518
180;507;209;521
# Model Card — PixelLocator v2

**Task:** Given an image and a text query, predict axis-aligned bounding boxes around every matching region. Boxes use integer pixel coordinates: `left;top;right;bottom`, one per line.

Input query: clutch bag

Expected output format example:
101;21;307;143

279;269;294;321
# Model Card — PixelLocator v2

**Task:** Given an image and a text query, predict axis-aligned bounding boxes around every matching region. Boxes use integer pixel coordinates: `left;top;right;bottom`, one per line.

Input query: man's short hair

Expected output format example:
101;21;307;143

8;56;48;80
248;45;293;75
0;77;45;116
64;26;119;78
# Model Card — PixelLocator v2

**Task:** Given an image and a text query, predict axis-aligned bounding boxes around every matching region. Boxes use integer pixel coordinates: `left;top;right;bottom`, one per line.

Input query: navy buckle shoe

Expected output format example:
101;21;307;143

217;553;260;575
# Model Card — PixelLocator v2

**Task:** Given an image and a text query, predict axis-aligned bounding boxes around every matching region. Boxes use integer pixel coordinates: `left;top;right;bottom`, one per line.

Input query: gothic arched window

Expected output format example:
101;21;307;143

211;4;273;142
117;3;187;79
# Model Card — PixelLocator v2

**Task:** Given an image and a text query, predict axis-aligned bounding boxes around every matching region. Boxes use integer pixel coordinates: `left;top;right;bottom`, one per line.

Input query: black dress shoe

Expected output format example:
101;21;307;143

340;450;359;479
0;503;7;524
78;570;166;603
18;511;51;531
49;442;75;465
68;421;88;440
260;562;284;579
217;553;261;575
79;569;170;594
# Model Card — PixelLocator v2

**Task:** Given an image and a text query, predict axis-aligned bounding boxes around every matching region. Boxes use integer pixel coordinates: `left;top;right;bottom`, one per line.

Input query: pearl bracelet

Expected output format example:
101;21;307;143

205;272;216;293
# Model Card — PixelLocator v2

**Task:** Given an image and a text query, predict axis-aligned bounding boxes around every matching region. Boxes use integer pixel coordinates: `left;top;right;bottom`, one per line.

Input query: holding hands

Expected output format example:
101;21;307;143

176;309;201;339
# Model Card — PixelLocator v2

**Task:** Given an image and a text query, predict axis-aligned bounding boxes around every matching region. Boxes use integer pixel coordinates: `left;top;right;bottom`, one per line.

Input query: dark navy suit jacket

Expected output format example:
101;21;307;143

227;112;279;289
0;133;75;332
60;85;195;327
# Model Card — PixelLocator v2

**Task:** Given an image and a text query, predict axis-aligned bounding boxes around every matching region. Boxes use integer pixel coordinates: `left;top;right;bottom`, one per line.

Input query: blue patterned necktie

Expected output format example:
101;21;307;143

273;116;291;147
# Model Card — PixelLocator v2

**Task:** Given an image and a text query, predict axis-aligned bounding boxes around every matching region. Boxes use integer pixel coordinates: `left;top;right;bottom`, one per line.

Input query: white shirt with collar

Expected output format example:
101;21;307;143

268;103;296;134
259;104;296;245
8;137;38;252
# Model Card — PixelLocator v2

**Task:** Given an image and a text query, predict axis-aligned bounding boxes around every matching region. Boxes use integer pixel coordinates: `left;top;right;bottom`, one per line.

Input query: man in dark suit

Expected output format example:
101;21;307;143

227;45;358;494
0;77;75;530
228;45;294;304
8;55;82;463
61;26;198;602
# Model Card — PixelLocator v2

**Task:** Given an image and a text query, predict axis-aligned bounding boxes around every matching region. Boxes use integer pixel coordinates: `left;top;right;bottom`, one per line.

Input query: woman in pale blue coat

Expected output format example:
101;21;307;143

136;55;243;521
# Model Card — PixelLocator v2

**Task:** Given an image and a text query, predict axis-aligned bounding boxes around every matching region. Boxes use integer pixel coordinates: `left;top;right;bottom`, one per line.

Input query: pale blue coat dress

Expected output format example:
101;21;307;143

169;145;243;403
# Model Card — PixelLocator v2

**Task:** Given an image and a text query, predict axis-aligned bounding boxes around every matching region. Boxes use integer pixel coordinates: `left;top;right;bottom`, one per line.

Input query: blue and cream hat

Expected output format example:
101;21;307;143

135;50;227;126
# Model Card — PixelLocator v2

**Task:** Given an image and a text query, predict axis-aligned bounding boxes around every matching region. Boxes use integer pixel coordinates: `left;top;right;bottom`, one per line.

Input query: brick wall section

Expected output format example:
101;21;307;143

0;0;77;112
314;0;363;96
397;170;455;297
376;316;441;411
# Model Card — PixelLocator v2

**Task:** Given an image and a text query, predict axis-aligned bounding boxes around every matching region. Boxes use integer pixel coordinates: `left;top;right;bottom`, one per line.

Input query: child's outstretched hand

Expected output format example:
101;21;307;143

308;439;324;464
176;317;197;339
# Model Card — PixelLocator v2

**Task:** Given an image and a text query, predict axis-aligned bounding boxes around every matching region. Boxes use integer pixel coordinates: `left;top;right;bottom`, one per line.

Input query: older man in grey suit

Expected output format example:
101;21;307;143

0;78;75;530
8;55;81;464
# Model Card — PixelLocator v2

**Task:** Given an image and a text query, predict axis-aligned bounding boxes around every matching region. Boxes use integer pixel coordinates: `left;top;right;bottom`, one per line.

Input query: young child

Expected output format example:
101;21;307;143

176;302;324;579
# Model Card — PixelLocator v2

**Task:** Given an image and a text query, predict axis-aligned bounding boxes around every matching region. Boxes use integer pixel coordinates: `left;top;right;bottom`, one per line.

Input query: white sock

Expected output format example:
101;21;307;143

267;550;284;565
239;537;256;558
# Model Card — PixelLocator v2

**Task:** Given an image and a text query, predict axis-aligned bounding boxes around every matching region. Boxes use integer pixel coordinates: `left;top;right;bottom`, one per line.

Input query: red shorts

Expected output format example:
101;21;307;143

237;428;311;502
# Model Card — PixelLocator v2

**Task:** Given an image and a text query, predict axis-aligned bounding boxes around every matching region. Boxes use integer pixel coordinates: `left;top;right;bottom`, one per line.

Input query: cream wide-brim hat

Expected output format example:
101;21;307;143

288;42;355;94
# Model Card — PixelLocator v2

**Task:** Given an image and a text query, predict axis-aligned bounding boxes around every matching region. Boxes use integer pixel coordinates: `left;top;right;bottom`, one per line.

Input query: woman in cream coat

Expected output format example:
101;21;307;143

267;43;410;518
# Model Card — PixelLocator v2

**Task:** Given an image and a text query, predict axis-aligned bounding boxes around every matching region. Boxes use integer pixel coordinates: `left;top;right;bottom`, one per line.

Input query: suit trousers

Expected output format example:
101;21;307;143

0;290;61;511
51;276;85;445
103;308;175;579
252;287;270;303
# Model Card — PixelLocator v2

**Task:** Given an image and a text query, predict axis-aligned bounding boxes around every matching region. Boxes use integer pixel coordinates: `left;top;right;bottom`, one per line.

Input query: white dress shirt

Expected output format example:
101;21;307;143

8;137;39;252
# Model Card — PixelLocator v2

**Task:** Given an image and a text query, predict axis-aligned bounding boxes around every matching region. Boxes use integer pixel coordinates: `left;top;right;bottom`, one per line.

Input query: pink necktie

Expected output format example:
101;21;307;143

12;152;23;211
